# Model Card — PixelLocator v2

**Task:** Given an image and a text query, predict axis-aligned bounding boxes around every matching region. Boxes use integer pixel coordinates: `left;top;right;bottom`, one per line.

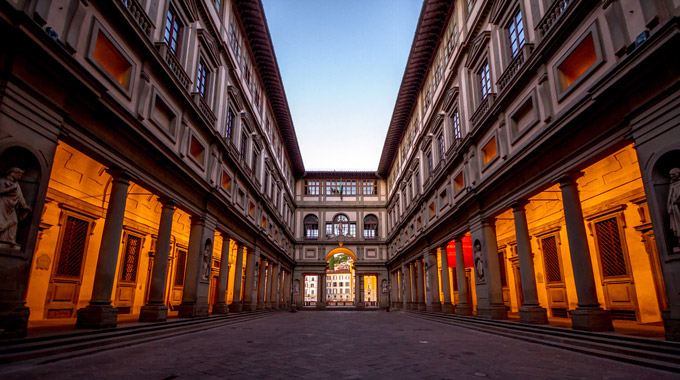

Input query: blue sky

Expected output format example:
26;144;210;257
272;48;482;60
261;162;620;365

261;0;422;171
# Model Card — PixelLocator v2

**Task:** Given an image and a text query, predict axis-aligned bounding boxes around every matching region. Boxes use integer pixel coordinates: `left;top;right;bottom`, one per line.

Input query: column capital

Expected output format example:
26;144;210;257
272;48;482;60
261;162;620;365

556;171;584;186
481;217;496;228
219;231;232;241
190;215;206;225
106;168;136;183
157;196;178;209
511;199;530;211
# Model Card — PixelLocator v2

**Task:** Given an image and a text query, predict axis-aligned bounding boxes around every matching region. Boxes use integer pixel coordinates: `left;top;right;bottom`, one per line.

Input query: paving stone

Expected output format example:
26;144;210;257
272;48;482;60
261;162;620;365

0;311;676;379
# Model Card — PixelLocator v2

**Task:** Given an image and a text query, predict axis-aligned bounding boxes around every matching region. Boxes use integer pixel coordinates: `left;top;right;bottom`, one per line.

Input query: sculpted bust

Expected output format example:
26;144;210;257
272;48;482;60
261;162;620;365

0;168;31;245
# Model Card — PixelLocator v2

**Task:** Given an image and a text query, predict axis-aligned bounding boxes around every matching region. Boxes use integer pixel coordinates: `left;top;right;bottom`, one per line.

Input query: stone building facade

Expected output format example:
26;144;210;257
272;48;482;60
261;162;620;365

1;0;680;344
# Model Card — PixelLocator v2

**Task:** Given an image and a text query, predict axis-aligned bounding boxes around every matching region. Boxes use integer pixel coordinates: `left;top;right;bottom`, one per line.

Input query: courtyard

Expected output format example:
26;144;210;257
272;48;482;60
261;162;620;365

1;311;675;379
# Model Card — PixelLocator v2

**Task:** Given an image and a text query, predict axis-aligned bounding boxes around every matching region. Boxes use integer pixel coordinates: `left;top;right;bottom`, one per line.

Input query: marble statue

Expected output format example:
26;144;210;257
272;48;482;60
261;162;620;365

201;239;212;281
473;239;485;281
0;168;31;245
668;168;680;252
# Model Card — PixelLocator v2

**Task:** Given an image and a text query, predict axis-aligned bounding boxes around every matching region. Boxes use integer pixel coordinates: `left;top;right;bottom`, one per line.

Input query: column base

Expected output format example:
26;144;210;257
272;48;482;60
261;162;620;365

519;306;548;324
212;303;229;315
356;303;365;310
442;304;455;314
456;304;473;316
265;302;272;309
139;304;168;322
417;302;426;311
76;304;118;329
244;302;258;312
316;302;325;309
477;305;508;320
426;303;442;313
257;302;265;310
570;307;613;332
229;301;243;312
662;310;680;341
274;303;281;310
177;302;209;318
0;305;29;338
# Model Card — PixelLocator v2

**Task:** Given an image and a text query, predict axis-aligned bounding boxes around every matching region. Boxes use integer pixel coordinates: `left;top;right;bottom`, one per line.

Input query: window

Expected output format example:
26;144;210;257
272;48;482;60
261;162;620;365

240;131;248;160
164;6;182;56
93;31;132;89
453;171;465;192
120;234;142;283
228;12;241;62
304;180;320;195
304;215;319;240
363;214;378;240
451;110;461;140
348;223;356;237
362;180;377;195
221;170;231;192
498;251;507;287
225;108;235;139
479;61;491;99
325;223;333;237
594;217;629;278
189;135;205;165
54;216;90;279
507;9;525;57
214;0;221;13
481;136;497;165
426;151;433;177
541;236;563;283
174;249;187;286
196;58;209;98
438;134;445;161
251;148;259;174
343;180;356;195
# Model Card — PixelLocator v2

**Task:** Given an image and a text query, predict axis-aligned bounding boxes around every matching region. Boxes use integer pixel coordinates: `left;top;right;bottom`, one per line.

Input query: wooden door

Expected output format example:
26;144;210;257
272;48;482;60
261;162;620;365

44;215;92;319
511;259;524;308
498;251;510;307
115;233;143;314
592;216;639;321
540;235;569;318
169;248;187;310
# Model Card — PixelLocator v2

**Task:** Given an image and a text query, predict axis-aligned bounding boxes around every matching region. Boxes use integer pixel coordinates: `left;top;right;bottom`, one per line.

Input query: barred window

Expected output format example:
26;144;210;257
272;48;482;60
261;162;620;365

174;249;187;286
196;58;209;98
541;236;563;283
120;234;142;283
55;216;89;279
438;134;445;161
225;108;235;139
595;217;629;278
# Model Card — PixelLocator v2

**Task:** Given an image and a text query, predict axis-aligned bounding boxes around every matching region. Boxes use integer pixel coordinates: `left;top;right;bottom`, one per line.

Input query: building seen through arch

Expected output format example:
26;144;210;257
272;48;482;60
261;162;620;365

0;0;679;347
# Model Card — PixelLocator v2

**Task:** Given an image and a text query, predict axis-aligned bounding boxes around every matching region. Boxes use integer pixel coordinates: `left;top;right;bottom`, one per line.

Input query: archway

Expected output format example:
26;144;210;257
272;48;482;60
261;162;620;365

325;247;356;307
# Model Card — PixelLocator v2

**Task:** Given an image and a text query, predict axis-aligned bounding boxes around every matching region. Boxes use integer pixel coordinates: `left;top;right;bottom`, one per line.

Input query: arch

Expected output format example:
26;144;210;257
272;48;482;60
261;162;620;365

363;214;378;239
326;247;357;263
303;214;318;239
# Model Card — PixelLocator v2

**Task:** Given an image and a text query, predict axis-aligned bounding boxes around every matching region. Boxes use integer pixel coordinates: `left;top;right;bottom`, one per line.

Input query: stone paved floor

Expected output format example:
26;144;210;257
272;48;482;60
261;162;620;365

1;311;676;379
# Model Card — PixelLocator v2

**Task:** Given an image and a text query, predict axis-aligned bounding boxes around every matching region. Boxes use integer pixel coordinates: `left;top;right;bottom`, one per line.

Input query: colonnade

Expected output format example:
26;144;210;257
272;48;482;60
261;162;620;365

75;170;291;329
390;172;614;332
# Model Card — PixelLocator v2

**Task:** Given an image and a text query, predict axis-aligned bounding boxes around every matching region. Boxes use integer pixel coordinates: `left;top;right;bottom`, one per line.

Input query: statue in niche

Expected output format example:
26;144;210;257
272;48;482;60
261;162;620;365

473;239;485;282
668;168;680;253
201;239;212;281
0;168;31;246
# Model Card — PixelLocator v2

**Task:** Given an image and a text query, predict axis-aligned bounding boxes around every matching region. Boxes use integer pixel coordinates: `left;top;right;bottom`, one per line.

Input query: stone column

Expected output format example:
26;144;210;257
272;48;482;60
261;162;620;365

401;264;409;310
416;259;426;311
559;173;613;331
455;238;472;316
243;247;260;312
140;198;175;322
473;218;508;320
229;244;245;312
439;245;454;314
407;263;415;310
266;261;275;309
272;263;280;309
355;274;364;309
178;216;215;318
318;273;326;309
212;233;231;314
512;201;548;324
257;258;266;310
76;170;131;329
424;250;442;312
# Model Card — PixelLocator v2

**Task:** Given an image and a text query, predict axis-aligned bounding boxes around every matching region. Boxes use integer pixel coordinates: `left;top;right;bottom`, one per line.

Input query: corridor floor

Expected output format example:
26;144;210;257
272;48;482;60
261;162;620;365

1;311;675;379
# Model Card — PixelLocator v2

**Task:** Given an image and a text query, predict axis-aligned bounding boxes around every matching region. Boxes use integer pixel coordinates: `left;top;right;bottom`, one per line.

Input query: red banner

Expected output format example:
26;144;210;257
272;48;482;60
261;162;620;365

446;235;473;268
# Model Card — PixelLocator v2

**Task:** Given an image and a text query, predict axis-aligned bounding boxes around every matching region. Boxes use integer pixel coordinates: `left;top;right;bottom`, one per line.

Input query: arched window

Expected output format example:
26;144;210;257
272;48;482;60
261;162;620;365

304;214;318;240
333;214;349;236
364;214;378;240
